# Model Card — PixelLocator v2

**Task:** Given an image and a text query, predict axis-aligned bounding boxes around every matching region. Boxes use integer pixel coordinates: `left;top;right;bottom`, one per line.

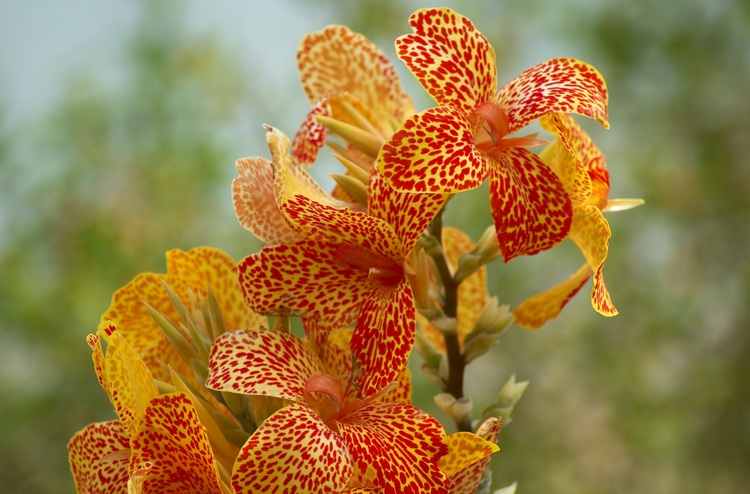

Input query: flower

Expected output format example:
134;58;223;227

377;7;610;262
513;113;644;328
206;328;496;493
68;324;226;494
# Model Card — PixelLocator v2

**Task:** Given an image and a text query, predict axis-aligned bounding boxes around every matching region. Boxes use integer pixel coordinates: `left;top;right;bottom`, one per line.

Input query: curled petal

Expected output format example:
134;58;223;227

232;156;302;245
68;421;130;494
237;239;373;328
351;279;415;398
513;264;592;329
206;330;324;400
569;205;610;276
397;7;497;113
444;418;502;494
592;265;617;317
340;402;449;494
539;114;594;207
378;107;489;194
488;148;572;262
128;393;224;494
233;402;352;494
497;58;609;133
292;101;331;166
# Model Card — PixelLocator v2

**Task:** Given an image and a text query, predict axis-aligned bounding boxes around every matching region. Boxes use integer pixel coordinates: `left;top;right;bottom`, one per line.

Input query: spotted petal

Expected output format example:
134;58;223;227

291;100;330;166
397;7;497;113
351;278;415;398
237;239;374;328
497;58;609;133
443;418;502;494
569;206;616;316
488;147;573;261
68;421;130;494
339;401;449;493
539;114;594;207
232;402;352;494
512;264;591;329
128;393;224;494
206;330;324;400
378;106;489;194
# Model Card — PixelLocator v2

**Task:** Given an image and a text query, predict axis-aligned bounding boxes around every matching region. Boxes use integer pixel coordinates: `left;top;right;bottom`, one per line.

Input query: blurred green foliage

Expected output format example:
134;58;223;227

1;1;748;493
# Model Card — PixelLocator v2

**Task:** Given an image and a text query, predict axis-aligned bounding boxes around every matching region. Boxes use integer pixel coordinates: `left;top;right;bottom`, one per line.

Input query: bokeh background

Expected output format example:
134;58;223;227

1;0;748;492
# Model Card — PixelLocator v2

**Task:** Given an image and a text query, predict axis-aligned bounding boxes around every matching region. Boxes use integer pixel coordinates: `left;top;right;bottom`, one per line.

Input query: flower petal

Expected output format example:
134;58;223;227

206;330;324;400
397;7;497;113
298;25;414;135
378;107;489;194
367;170;447;256
339;401;449;493
165;247;267;332
539;114;594;208
232;156;302;245
291;101;330;167
592;264;618;317
443;417;502;494
497;58;609;133
128;392;224;494
512;264;591;329
68;421;130;494
489;147;573;261
237;239;373;328
232;402;352;494
351;279;415;398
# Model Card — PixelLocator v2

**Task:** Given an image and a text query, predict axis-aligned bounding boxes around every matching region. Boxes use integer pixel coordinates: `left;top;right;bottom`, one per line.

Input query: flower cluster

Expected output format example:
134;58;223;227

68;7;640;493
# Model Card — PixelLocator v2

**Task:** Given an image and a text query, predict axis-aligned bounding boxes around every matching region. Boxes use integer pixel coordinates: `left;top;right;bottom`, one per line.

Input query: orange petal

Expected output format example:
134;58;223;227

367;170;447;256
232;156;302;245
128;393;224;494
165;247;266;332
237;239;374;328
378;107;489;194
488;147;572;262
68;421;130;494
444;417;502;494
340;401;448;493
497;58;609;133
397;7;497;113
206;330;324;400
232;402;352;493
297;25;414;135
512;264;592;329
350;279;415;398
291;101;330;167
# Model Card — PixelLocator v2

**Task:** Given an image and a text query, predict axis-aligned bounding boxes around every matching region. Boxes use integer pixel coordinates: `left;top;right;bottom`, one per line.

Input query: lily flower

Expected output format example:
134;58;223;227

513;113;644;328
377;7;610;262
206;328;496;493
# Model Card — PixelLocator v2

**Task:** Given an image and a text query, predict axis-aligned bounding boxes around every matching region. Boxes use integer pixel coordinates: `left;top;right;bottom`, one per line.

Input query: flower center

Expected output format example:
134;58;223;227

303;373;345;425
334;243;403;287
473;102;547;155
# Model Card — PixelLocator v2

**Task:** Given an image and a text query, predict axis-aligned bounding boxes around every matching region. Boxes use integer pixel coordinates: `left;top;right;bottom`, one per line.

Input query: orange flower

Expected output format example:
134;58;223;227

378;8;609;262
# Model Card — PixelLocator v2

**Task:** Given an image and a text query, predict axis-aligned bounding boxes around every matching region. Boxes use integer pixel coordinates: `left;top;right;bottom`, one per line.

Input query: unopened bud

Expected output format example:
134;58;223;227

331;173;368;206
473;297;513;336
421;362;447;391
455;225;501;283
434;392;473;425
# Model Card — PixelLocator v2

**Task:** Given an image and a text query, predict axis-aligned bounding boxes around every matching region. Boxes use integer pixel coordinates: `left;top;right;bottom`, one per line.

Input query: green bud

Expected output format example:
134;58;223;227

434;392;473;425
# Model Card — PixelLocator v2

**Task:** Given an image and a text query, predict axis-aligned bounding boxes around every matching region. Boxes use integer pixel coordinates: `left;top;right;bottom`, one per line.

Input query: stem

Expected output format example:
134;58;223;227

428;208;471;432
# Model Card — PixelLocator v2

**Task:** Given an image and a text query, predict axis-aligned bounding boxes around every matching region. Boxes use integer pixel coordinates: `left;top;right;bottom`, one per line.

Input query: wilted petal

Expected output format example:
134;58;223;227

497;58;609;133
206;330;324;400
238;239;373;328
232;156;302;245
367;171;447;255
397;8;497;113
488;148;572;262
351;279;415;398
378;107;488;194
298;25;413;134
232;402;352;494
128;393;224;494
340;401;448;493
68;421;130;494
512;264;592;329
443;418;501;494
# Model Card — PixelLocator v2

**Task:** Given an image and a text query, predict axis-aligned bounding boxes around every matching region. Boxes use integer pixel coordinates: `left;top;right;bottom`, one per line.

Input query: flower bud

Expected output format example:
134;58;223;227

434;392;473;425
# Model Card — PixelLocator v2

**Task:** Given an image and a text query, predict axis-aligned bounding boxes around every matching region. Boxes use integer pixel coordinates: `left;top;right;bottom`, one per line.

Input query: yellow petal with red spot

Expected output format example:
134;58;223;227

237;239;374;328
497;57;609;133
397;8;497;114
539;114;594;208
488;147;572;262
339;401;449;493
297;24;414;136
350;279;415;398
291;101;330;166
513;264;592;329
206;330;324;400
378;107;489;194
569;205;611;278
232;402;352;494
68;420;130;494
445;417;502;494
232;156;302;245
592;264;618;317
128;392;224;494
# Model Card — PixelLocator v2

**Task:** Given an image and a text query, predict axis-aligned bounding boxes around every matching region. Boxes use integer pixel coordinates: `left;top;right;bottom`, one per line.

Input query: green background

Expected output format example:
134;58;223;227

1;0;748;492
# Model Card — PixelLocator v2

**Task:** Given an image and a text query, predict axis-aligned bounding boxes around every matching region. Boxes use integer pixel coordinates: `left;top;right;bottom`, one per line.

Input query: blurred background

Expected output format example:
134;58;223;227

1;0;748;492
